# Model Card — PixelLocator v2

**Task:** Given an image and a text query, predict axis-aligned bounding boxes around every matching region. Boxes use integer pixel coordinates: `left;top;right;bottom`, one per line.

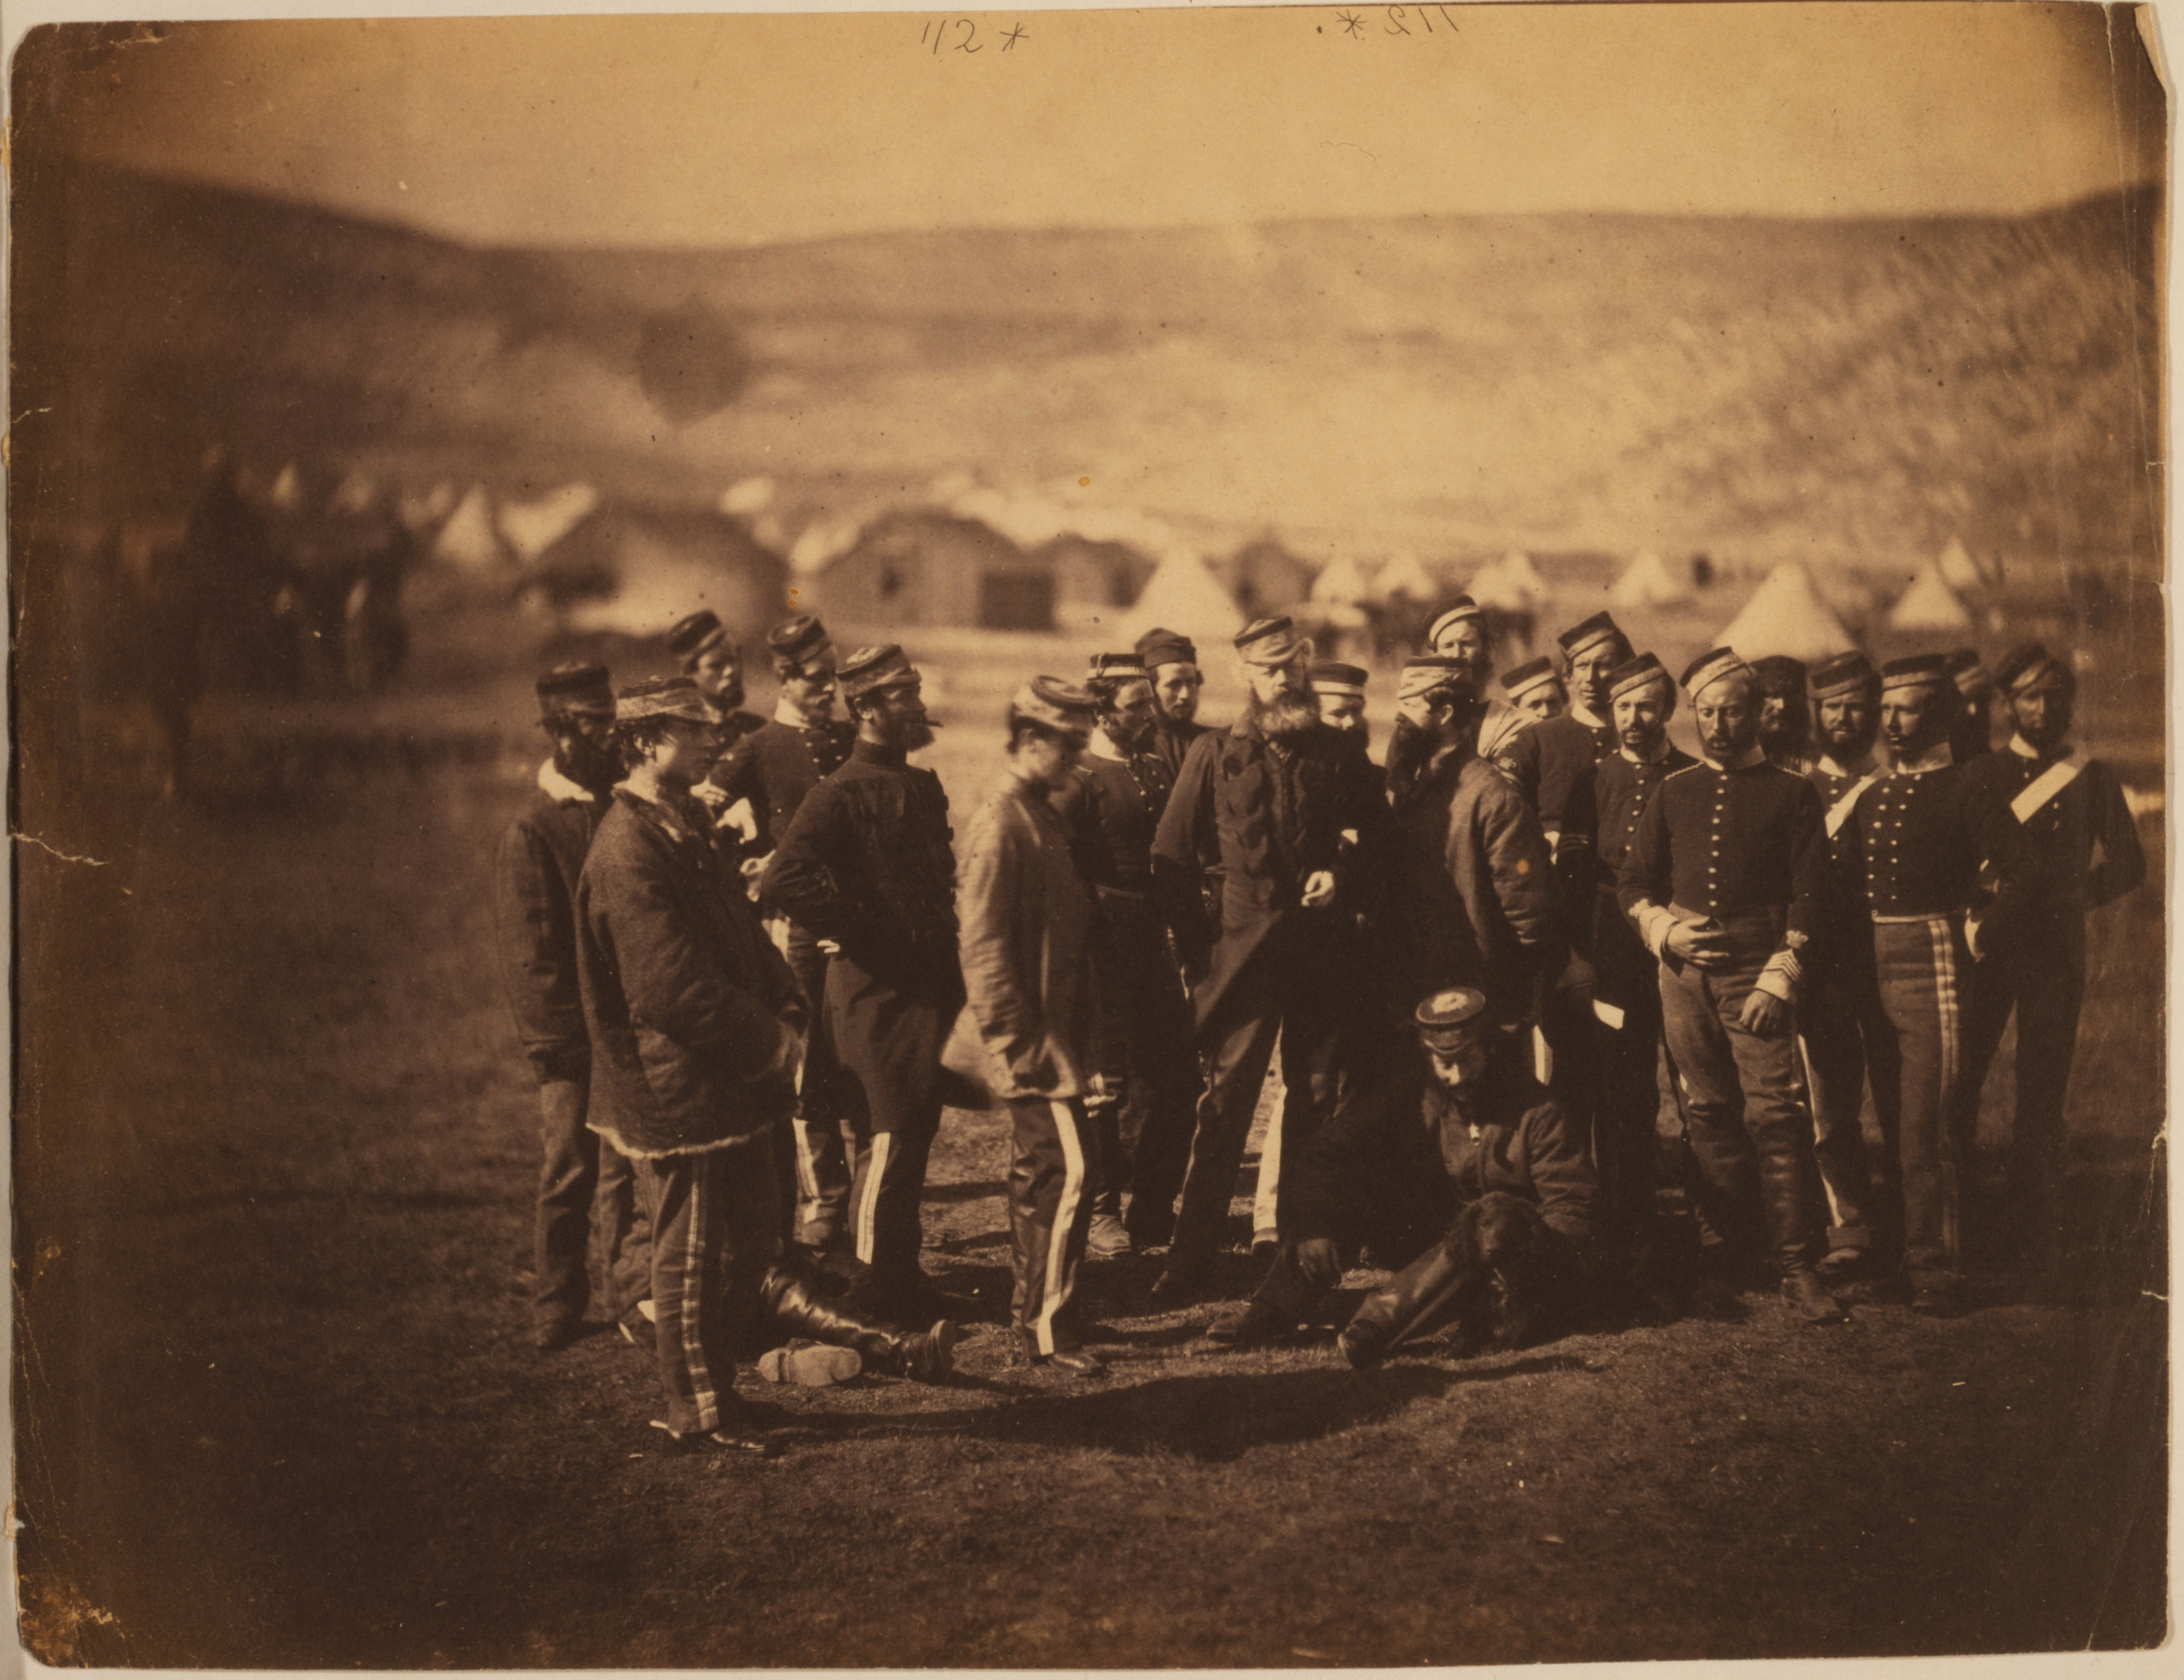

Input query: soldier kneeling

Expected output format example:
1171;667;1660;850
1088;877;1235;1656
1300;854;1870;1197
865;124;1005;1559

1338;987;1604;1367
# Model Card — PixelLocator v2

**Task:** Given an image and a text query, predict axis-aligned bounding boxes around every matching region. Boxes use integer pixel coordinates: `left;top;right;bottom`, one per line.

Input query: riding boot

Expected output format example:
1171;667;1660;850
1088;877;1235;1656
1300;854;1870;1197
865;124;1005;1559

1336;1216;1490;1367
760;1261;958;1382
1753;1117;1828;1279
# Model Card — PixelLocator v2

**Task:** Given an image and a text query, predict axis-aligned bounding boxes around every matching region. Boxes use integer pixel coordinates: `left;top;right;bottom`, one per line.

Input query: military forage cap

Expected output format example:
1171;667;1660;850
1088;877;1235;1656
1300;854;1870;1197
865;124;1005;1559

1011;675;1099;738
1398;655;1473;704
536;659;616;719
1426;596;1486;647
1880;653;1952;694
1606;652;1674;702
1414;986;1492;1052
1135;627;1198;670
1556;610;1627;659
1499;655;1562;703
1808;651;1880;700
1309;660;1368;699
1087;651;1151;684
666;608;734;661
1995;642;2067;694
1942;647;1993;698
615;675;714;725
766;614;833;665
1234;615;1312;668
838;643;920;699
1680;646;1754;699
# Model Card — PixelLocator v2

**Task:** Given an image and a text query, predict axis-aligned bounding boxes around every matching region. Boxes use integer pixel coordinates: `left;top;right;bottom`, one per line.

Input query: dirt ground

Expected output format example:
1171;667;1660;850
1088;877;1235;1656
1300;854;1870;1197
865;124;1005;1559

13;722;2166;1670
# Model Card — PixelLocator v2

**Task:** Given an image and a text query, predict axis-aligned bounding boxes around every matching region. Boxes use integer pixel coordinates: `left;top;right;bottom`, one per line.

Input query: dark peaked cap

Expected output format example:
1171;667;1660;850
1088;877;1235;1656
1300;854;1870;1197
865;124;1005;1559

666;609;732;660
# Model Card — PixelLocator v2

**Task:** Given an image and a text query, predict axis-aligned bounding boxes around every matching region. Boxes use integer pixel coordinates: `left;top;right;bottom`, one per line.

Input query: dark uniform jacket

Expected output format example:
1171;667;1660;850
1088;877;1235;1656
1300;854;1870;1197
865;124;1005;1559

1424;1054;1603;1251
708;712;856;860
1390;746;1563;1023
1590;742;1696;1003
493;761;609;1085
760;739;964;1006
1839;746;2035;937
1802;751;1884;969
1499;707;1615;950
576;789;805;1158
1956;740;2145;940
1151;712;1385;1031
1148;714;1212;783
1055;750;1172;898
1615;748;1831;961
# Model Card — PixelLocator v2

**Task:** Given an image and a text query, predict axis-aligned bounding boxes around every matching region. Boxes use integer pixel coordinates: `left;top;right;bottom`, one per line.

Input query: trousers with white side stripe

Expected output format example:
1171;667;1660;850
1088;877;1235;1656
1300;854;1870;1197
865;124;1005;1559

1005;1097;1102;1355
1869;914;1977;1285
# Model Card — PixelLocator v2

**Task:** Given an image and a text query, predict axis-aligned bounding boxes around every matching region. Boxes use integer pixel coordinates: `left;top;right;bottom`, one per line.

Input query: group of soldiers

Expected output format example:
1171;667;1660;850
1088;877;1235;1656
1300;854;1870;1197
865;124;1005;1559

494;589;2144;1456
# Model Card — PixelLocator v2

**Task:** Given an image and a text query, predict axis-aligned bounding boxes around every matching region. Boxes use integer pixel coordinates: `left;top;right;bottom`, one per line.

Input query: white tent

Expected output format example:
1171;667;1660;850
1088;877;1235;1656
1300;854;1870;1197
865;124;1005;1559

1121;549;1241;648
1714;561;1859;663
497;482;600;562
719;476;775;516
432;484;508;570
1937;536;1992;596
1887;562;1973;632
1498;549;1550;602
1608;549;1690;609
1372;552;1438;602
1466;555;1539;613
1309;556;1370;606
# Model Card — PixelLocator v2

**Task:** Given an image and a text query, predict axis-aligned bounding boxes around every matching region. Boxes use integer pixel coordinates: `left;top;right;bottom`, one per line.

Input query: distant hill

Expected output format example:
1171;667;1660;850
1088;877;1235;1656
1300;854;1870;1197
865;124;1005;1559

11;157;2159;578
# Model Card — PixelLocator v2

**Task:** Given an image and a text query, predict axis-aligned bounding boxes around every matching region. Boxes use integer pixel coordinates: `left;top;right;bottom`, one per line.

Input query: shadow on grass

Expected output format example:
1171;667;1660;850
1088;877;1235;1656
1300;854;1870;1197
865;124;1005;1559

798;1353;1598;1463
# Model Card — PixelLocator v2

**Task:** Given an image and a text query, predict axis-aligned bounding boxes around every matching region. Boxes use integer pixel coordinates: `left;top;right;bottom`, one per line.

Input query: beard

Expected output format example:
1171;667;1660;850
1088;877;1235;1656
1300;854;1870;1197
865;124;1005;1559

556;731;622;797
1104;707;1158;755
896;714;937;754
1819;719;1877;762
1385;716;1441;806
1252;689;1320;741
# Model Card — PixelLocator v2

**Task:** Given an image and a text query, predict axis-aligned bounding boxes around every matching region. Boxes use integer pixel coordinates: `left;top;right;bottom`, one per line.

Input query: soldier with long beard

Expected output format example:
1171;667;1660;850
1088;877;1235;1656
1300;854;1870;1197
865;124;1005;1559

1149;617;1386;1306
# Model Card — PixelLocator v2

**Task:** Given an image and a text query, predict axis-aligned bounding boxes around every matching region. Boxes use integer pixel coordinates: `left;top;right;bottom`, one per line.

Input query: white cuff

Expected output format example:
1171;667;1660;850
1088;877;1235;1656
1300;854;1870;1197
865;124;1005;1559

1634;902;1678;958
1756;948;1804;1005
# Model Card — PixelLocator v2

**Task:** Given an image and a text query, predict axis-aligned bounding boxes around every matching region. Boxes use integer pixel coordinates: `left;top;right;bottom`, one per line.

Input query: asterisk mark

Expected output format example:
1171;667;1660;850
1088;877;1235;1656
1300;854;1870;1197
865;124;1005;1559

1000;22;1028;49
1337;10;1366;37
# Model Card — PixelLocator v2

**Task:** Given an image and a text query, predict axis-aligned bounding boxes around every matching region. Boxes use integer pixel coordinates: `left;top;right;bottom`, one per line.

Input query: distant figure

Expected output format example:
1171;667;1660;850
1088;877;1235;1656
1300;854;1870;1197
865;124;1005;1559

1751;655;1811;768
1941;648;1996;761
492;662;652;1351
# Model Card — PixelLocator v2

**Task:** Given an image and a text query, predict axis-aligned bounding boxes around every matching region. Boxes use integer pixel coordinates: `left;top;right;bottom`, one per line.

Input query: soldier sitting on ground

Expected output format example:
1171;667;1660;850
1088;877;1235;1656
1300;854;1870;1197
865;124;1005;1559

1337;987;1606;1367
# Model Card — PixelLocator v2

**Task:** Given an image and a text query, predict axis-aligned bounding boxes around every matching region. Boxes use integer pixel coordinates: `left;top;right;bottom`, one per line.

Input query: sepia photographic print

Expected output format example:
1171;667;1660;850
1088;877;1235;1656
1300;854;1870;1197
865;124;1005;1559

7;2;2173;1669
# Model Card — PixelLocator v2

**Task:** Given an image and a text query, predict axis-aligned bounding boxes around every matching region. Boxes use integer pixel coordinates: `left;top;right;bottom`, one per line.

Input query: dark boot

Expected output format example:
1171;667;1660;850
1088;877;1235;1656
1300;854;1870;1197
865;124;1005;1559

761;1261;959;1383
1337;1217;1489;1367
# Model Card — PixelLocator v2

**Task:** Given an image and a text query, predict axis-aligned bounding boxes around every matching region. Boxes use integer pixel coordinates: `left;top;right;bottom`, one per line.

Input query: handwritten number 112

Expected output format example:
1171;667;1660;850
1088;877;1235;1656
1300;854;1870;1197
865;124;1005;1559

922;17;981;52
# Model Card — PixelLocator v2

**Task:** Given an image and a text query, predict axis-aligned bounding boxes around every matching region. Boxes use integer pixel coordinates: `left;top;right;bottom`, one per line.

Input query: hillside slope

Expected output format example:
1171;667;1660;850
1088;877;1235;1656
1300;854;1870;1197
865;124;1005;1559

11;158;2159;574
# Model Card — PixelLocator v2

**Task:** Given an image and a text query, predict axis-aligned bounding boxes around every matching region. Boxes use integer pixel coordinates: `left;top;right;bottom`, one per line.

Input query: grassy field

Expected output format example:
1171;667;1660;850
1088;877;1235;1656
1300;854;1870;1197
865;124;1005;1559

13;605;2169;1667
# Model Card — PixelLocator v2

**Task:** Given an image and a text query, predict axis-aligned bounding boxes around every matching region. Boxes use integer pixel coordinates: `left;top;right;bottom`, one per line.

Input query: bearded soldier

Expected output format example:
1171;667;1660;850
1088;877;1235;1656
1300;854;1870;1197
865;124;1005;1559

493;661;652;1349
709;615;860;1255
1953;644;2142;1284
1752;656;1813;770
1836;655;2034;1314
1796;651;1896;1280
761;645;970;1327
1615;648;1842;1325
1149;616;1385;1304
1053;652;1201;1256
1588;653;1696;1256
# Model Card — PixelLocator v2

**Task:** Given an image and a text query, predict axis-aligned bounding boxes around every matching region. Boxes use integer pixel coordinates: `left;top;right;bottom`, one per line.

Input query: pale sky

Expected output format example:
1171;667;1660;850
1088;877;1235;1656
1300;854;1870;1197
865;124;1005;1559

19;3;2167;248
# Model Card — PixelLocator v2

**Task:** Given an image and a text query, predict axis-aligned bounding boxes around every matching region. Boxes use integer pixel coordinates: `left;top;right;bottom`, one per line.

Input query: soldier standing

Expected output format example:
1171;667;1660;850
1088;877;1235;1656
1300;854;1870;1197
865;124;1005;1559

761;645;970;1327
576;677;807;1456
1053;652;1201;1257
670;609;768;862
709;616;859;1255
1837;655;2033;1313
1309;660;1372;740
1425;595;1535;767
1796;652;1895;1280
1588;653;1696;1258
1954;644;2143;1283
1149;617;1386;1304
1752;655;1813;769
1135;626;1213;781
1498;656;1568;723
959;678;1110;1375
493;661;653;1349
1615;648;1843;1324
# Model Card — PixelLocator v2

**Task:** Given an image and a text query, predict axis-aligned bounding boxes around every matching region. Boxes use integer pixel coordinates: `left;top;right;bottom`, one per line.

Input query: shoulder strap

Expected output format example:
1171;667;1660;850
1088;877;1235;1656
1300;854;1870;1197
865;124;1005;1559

2010;758;2081;825
1825;774;1879;839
